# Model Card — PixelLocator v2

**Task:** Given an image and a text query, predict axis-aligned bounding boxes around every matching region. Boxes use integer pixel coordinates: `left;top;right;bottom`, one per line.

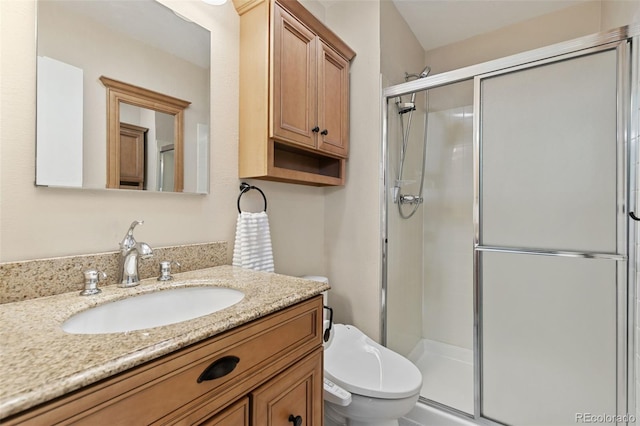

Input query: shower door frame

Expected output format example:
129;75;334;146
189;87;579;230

473;41;630;425
381;24;639;425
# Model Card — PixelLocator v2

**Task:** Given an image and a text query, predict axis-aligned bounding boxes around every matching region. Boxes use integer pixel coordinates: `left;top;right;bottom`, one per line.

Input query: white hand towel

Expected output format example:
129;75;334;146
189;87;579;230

232;211;275;273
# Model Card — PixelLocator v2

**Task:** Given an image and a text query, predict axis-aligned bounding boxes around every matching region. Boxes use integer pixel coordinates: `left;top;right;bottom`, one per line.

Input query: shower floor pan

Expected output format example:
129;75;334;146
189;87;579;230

406;339;474;416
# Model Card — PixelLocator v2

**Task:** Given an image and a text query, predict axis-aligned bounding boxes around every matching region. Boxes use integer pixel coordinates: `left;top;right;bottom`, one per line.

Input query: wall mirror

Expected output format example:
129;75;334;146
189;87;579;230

36;0;211;193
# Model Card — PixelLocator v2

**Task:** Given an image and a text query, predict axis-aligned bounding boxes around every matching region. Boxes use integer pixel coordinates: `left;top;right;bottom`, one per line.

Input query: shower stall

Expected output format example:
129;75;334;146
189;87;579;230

382;25;639;425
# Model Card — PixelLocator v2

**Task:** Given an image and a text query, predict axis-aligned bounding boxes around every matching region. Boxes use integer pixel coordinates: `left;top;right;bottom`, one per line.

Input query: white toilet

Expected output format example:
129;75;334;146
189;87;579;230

301;276;422;426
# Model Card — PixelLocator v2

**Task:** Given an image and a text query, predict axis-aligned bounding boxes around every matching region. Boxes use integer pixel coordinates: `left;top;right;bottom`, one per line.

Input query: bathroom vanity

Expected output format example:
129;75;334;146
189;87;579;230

0;266;329;425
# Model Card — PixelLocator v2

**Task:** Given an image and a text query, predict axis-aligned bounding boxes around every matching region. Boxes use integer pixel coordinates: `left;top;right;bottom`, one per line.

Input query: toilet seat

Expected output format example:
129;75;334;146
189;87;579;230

324;324;422;399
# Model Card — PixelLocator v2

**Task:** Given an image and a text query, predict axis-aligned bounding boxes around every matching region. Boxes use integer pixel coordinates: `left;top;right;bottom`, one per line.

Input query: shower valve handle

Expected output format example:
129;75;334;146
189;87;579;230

312;126;320;133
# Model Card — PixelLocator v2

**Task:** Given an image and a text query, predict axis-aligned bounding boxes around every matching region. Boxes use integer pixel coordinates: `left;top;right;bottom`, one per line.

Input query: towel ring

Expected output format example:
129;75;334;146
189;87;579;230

237;182;267;213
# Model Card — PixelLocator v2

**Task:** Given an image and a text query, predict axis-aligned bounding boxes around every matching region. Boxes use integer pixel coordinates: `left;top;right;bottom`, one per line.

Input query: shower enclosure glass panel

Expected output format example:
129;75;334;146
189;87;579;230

479;50;618;253
481;253;617;425
476;44;626;425
386;79;475;414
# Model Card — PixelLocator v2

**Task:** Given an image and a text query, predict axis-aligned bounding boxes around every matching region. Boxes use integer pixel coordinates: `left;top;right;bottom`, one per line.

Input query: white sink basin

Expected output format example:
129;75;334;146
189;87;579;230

62;286;244;334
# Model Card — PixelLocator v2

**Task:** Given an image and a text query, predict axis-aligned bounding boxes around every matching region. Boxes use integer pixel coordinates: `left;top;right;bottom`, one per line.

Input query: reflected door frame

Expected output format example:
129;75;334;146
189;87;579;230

100;76;190;192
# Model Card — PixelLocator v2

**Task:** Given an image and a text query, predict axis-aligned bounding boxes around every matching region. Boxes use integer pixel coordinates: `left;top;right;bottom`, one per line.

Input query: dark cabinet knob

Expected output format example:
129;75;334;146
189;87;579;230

288;414;302;426
312;126;320;133
320;129;328;136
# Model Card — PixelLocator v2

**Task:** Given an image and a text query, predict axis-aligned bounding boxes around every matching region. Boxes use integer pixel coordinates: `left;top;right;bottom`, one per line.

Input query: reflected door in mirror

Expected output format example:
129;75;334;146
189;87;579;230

119;123;147;190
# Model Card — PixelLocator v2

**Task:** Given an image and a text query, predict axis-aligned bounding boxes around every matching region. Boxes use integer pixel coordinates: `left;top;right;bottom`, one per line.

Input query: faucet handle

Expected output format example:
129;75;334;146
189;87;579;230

80;269;107;296
158;260;181;281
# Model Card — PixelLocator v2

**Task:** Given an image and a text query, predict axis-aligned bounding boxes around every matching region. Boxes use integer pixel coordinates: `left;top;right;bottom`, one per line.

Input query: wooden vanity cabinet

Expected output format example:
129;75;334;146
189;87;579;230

235;0;355;186
4;296;324;426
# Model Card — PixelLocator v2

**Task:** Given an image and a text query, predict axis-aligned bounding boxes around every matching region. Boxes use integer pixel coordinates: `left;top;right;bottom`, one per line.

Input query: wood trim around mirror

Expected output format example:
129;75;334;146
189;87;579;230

100;76;191;192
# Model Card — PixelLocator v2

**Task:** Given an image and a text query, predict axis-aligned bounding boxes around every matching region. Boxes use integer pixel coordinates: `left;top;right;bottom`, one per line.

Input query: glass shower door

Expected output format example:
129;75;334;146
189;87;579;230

476;43;628;425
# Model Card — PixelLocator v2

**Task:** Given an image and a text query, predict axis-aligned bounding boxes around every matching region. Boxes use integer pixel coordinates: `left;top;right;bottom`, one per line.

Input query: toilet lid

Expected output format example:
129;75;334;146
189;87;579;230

324;324;422;399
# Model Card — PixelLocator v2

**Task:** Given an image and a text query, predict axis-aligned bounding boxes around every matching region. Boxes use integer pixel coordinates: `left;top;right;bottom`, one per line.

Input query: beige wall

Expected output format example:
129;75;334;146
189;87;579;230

0;0;325;282
380;0;425;354
423;0;640;75
380;0;425;88
318;0;383;341
425;1;603;74
601;0;640;30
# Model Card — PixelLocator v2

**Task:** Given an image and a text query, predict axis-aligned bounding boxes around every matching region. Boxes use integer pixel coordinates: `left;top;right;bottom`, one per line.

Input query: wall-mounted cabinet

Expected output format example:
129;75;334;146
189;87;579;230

234;0;355;186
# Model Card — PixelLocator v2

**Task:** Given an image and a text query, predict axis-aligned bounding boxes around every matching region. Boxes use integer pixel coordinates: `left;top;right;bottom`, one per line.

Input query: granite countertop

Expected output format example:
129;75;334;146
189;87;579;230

0;265;329;419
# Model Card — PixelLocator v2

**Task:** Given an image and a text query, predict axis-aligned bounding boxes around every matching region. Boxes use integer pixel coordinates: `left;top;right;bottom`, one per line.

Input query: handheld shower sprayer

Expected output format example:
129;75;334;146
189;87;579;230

394;65;431;219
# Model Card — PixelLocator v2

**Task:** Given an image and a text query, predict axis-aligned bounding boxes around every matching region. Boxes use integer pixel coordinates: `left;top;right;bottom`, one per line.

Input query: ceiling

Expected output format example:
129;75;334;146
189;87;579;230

47;0;210;68
390;0;595;51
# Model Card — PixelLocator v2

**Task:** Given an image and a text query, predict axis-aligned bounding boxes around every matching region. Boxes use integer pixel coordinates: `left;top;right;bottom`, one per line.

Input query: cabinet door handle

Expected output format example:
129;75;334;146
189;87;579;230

197;356;240;383
288;415;303;426
312;126;320;133
320;129;328;136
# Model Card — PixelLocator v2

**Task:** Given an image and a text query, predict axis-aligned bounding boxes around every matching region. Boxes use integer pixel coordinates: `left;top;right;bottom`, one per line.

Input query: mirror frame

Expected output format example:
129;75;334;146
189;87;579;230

100;76;191;192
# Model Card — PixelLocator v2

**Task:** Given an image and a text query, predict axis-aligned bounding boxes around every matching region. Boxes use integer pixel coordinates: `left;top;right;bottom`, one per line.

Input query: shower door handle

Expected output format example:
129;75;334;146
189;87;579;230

630;212;640;221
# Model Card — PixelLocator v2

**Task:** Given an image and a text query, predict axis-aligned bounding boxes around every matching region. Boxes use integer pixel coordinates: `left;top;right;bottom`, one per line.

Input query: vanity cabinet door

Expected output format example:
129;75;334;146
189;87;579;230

251;348;323;426
271;3;317;150
201;398;249;426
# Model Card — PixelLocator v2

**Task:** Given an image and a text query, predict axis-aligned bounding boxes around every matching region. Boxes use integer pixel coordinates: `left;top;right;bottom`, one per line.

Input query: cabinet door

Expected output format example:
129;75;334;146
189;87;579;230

201;398;249;426
272;4;317;150
317;41;349;158
252;349;323;426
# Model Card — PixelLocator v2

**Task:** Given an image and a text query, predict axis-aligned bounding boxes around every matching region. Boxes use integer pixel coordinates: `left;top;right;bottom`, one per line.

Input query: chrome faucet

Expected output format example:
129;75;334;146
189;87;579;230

119;220;153;287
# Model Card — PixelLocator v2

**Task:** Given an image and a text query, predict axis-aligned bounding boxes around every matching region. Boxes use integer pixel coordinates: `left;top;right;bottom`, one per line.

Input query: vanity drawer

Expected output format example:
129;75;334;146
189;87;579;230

5;296;323;425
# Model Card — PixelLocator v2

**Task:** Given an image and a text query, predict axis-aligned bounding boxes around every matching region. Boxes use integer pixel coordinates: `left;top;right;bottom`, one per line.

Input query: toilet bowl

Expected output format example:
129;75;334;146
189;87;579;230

324;324;422;426
300;275;422;425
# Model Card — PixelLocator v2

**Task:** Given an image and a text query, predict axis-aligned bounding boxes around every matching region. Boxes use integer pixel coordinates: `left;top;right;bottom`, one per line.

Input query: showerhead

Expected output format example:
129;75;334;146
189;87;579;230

405;65;431;82
419;65;431;78
397;65;431;115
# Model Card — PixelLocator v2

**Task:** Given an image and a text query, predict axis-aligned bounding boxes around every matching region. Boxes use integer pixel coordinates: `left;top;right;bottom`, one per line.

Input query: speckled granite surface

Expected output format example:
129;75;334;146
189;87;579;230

0;265;329;419
0;242;227;304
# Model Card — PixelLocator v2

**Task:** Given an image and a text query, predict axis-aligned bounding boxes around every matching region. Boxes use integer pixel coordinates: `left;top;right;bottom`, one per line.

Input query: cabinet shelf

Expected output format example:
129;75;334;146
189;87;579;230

265;141;345;186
